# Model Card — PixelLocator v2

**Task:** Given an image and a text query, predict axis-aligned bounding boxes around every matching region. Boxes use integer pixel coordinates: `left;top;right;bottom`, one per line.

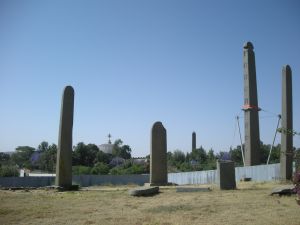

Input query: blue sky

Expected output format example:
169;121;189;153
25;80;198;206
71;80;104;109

0;0;299;157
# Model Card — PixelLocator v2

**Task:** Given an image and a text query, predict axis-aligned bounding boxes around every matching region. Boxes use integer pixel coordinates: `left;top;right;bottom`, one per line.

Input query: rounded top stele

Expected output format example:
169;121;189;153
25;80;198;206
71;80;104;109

283;64;292;73
243;41;254;50
153;121;163;127
63;85;74;94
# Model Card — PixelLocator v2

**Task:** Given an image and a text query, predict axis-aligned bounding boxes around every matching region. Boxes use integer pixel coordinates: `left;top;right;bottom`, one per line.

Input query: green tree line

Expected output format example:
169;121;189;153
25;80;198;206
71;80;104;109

0;139;148;176
1;140;299;177
167;142;300;172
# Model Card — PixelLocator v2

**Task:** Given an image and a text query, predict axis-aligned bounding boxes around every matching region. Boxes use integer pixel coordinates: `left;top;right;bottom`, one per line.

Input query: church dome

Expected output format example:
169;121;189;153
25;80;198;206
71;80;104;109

98;143;113;154
98;134;113;154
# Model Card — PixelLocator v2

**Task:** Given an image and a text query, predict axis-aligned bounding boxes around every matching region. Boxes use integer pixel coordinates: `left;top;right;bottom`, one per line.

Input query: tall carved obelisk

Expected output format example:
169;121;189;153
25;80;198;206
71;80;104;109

192;132;196;151
243;42;261;166
55;86;74;189
280;65;293;180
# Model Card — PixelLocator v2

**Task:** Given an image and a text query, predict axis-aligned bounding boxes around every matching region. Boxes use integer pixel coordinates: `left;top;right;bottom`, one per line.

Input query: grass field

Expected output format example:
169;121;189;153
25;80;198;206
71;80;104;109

0;182;299;225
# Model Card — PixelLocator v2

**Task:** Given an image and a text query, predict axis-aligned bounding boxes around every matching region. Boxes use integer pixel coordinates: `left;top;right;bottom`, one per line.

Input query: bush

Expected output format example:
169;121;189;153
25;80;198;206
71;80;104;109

293;171;300;205
126;164;145;174
91;163;109;175
109;166;125;175
72;166;92;175
0;165;19;177
109;164;146;175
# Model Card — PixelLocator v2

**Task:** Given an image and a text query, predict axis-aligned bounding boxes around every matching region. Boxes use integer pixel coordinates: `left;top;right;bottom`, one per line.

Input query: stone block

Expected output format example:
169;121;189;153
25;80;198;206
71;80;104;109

216;160;236;190
129;186;159;196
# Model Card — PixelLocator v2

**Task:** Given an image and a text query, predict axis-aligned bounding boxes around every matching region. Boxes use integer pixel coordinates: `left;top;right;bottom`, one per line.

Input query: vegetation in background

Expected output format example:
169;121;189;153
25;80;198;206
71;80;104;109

1;139;300;177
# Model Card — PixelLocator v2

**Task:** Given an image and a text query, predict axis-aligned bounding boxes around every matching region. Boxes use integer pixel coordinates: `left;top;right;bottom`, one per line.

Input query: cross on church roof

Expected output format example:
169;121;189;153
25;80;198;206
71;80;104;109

108;133;112;144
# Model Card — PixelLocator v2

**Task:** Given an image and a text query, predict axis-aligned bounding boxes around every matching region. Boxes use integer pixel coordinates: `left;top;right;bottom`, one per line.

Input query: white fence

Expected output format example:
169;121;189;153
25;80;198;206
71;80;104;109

168;163;281;185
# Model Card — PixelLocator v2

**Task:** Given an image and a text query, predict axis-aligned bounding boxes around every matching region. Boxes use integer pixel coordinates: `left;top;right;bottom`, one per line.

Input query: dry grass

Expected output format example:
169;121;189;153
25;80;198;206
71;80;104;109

0;182;299;225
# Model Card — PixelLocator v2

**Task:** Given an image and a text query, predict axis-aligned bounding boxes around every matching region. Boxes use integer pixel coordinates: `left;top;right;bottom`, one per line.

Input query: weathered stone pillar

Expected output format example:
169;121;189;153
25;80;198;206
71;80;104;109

150;121;168;186
216;160;236;190
192;131;196;151
243;42;261;166
280;65;293;180
55;86;74;189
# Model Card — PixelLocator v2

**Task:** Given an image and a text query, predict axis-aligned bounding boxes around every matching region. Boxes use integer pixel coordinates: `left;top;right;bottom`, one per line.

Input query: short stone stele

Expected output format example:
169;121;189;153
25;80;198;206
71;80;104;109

216;160;236;190
150;121;168;186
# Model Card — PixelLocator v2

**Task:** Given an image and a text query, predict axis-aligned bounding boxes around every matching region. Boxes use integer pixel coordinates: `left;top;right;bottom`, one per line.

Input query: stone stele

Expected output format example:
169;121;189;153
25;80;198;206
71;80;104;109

243;41;261;166
55;86;74;189
216;160;236;190
150;121;168;186
280;65;293;180
192;131;196;151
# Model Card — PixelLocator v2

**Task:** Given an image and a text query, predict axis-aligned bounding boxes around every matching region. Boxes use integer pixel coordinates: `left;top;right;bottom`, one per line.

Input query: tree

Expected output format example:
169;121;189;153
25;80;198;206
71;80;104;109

185;152;191;162
179;162;193;172
167;152;173;161
86;144;99;165
37;141;49;152
112;139;123;157
229;146;243;166
260;142;270;164
73;143;99;167
91;162;110;175
11;146;35;168
207;149;215;161
191;146;207;163
0;152;10;162
36;143;57;172
173;150;185;163
95;150;112;164
268;144;280;164
112;139;132;159
119;145;131;159
0;165;19;177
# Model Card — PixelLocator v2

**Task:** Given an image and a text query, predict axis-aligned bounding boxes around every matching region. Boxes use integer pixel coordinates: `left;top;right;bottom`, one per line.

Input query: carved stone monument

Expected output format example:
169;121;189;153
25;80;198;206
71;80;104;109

216;160;236;190
55;86;74;189
243;42;261;166
150;121;168;186
280;65;293;180
192;131;196;151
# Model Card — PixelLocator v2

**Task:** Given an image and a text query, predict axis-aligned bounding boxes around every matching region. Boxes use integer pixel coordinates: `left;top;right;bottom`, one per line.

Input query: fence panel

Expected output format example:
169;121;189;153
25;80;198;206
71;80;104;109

168;163;281;185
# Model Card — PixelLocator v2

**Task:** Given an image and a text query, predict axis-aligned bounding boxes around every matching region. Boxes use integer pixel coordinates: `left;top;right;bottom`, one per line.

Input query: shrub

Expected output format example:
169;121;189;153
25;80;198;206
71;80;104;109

109;164;146;175
72;166;92;175
0;165;19;177
293;171;300;206
91;163;109;175
109;166;125;175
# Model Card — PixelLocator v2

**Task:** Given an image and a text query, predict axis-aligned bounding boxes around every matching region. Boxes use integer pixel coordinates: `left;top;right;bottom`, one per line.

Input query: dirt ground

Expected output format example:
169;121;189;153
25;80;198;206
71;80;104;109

0;182;299;225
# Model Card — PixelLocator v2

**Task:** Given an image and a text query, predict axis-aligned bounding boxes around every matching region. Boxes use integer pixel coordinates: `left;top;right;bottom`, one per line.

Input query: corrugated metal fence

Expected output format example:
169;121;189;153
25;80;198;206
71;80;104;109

168;163;281;185
0;163;283;187
0;174;149;188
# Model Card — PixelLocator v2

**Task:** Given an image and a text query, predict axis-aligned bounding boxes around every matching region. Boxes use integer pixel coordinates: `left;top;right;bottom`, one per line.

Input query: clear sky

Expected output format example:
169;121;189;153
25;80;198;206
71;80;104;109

0;0;299;157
